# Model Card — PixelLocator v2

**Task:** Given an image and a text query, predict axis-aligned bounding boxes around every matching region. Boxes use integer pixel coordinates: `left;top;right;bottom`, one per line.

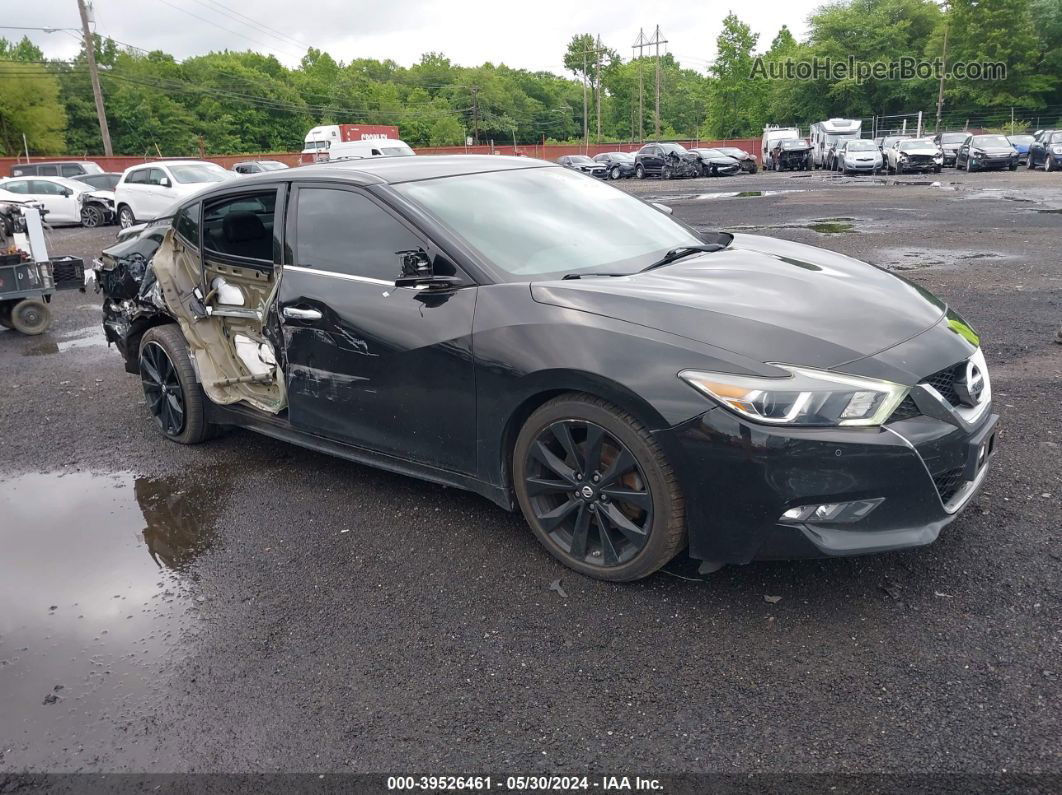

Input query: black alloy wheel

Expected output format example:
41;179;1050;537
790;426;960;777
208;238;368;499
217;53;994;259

514;395;686;581
141;340;186;437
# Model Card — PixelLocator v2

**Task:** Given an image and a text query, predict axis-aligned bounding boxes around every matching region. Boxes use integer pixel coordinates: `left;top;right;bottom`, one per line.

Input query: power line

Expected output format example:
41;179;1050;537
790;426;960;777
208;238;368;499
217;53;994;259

194;0;310;53
151;0;305;60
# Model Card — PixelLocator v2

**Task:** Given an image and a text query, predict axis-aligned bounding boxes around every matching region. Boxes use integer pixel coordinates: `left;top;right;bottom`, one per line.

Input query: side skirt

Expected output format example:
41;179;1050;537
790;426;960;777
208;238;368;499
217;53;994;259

206;401;513;511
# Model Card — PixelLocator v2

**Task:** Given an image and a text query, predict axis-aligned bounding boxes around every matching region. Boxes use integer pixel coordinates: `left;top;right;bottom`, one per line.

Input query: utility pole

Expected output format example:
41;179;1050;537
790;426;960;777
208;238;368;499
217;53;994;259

471;86;479;145
646;25;668;138
595;35;603;144
934;4;950;133
632;29;649;142
76;0;112;156
582;49;589;152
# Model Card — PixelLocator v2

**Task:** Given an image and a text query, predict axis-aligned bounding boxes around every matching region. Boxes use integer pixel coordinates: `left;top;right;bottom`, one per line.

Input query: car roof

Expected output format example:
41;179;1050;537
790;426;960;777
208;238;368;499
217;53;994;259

233;155;555;187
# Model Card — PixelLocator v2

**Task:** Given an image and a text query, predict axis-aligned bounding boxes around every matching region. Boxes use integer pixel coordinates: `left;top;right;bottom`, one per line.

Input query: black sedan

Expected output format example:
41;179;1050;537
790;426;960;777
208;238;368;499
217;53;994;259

1027;130;1062;171
94;156;998;581
556;155;608;178
955;134;1019;171
688;148;742;177
592;151;637;180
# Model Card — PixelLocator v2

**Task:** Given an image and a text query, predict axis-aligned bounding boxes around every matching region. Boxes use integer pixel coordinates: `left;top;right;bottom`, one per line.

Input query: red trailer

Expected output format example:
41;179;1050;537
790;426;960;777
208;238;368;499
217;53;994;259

301;124;401;163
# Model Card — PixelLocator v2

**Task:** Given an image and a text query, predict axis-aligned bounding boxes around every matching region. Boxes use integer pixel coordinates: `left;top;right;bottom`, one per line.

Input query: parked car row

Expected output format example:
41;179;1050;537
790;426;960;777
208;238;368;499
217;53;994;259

558;143;758;180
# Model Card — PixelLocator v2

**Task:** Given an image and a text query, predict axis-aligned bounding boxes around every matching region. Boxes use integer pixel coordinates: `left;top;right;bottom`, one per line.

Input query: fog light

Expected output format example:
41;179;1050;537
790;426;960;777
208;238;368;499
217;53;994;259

779;498;884;524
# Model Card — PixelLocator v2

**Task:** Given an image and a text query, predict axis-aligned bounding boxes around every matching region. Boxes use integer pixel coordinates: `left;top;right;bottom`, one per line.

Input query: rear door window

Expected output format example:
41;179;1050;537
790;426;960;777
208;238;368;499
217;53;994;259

202;191;276;263
60;164;83;177
37;165;59;176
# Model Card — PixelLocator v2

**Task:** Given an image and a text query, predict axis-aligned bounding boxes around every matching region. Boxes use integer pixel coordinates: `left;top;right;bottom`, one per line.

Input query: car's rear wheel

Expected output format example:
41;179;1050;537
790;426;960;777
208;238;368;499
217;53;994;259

118;205;135;228
513;395;685;581
138;324;213;445
10;299;50;335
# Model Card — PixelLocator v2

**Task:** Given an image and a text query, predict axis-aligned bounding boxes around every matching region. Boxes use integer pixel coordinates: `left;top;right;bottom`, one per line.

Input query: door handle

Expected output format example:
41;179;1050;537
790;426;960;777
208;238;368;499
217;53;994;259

283;307;322;321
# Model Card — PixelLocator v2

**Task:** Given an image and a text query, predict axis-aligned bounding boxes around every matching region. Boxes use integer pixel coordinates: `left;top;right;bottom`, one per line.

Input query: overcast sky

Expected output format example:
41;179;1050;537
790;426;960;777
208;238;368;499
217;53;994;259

6;0;819;75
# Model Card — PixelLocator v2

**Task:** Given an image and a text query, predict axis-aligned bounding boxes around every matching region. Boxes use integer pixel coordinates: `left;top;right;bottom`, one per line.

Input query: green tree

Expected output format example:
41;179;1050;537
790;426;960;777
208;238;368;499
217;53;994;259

0;60;66;155
705;13;765;138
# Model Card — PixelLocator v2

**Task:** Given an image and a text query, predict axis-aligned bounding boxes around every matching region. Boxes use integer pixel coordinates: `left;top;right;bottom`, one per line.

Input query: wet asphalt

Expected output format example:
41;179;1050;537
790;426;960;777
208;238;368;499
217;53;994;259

0;168;1059;777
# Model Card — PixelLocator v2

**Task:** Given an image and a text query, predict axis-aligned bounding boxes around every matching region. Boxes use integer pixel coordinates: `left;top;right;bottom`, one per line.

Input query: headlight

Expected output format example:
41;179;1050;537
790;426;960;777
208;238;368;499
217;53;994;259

679;366;908;427
1052;146;1062;155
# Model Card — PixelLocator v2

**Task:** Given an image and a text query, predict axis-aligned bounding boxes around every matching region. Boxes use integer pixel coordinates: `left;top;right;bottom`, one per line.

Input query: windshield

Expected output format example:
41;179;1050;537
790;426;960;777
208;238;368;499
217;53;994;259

1008;135;1034;145
569;156;594;164
826;133;858;145
717;148;743;156
380;146;414;157
940;133;967;144
395;166;701;281
76;174;120;190
304;140;330;150
781;140;807;149
660;143;688;154
169;164;228;184
846;141;878;151
972;136;1012;147
257;161;288;170
1049;132;1062;143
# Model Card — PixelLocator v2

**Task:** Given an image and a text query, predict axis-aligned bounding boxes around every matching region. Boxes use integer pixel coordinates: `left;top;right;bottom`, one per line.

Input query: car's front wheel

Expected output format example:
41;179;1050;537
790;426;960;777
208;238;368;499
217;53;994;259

513;395;685;581
1047;157;1056;173
138;324;214;445
635;164;645;179
81;204;105;228
118;205;135;228
609;166;621;180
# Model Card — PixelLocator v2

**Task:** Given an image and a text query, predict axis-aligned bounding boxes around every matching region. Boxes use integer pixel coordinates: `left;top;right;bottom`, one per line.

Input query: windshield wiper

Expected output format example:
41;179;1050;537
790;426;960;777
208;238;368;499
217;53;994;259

561;272;627;280
640;243;725;273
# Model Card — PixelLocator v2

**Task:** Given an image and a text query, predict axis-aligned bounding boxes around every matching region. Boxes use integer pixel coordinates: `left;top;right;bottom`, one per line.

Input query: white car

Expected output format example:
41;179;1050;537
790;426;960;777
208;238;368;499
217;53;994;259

0;175;115;227
114;160;232;228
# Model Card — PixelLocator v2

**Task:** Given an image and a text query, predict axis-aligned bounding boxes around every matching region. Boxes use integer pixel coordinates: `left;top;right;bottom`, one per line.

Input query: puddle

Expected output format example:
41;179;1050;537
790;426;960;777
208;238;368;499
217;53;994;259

806;221;855;234
1035;208;1062;214
640;189;808;203
22;326;108;357
728;217;864;235
874;247;1011;271
0;470;221;766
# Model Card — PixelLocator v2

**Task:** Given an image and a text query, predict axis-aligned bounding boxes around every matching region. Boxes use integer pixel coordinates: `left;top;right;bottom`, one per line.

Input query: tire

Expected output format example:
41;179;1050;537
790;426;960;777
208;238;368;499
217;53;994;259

896;162;904;175
934;166;942;173
138;324;214;445
10;298;51;335
81;204;104;228
1028;155;1036;169
1009;163;1017;171
610;166;621;180
0;302;14;329
1047;157;1056;173
635;164;645;179
118;205;135;228
513;394;686;581
966;158;975;173
661;164;672;180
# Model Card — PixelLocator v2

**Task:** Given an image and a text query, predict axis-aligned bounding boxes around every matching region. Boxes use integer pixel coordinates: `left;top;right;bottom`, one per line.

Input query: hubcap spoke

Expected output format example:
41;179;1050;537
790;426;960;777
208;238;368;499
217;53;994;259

596;512;620;566
531;441;577;484
550;423;583;472
598;448;635;488
525;477;573;497
537;498;579;531
582;424;605;475
602;502;648;542
568;504;591;561
601;487;652;511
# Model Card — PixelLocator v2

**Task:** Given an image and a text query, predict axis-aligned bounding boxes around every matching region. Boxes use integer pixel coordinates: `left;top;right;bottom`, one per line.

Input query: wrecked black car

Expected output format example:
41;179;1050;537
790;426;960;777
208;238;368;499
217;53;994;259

688;149;742;177
633;142;703;179
95;156;998;583
770;139;812;171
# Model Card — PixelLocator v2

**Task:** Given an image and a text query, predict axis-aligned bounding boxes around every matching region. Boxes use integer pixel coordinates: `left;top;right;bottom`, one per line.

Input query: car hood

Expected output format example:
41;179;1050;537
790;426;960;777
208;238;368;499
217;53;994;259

972;146;1015;155
530;233;947;374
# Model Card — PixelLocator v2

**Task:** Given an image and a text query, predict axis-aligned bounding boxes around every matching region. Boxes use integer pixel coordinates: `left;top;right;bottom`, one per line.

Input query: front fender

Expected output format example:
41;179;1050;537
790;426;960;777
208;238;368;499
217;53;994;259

471;283;760;488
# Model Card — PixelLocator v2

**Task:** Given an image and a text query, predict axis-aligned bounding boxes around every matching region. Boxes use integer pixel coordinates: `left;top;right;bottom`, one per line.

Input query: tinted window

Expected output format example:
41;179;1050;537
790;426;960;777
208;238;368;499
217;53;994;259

174;202;201;248
3;180;29;194
38;165;59;176
169;164;227;184
126;169;150;185
60;164;83;177
10;167;29;177
295;188;420;282
147;169;167;185
77;173;120;191
203;192;276;262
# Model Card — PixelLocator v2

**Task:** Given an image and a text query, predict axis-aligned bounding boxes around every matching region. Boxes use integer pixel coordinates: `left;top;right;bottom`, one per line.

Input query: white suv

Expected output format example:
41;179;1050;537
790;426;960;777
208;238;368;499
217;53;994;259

114;160;231;228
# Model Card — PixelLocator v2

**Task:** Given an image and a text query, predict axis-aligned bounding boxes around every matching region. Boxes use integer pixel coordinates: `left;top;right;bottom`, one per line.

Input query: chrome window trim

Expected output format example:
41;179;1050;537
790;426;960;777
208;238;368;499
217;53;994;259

283;264;392;287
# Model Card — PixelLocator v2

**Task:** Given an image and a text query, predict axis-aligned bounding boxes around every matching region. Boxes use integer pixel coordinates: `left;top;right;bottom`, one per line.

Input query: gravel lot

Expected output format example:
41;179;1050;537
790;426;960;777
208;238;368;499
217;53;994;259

1;167;1059;779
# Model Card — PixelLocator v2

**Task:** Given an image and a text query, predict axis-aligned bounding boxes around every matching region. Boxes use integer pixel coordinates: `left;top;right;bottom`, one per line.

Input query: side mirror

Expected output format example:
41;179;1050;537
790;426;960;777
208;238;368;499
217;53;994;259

650;202;673;215
160;177;171;188
61;188;72;197
395;248;462;291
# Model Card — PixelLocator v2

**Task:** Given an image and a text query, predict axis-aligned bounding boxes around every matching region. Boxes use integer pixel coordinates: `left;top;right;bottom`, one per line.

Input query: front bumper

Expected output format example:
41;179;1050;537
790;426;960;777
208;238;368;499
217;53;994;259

942;151;958;166
845;160;881;171
656;406;998;564
971;156;1016;170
